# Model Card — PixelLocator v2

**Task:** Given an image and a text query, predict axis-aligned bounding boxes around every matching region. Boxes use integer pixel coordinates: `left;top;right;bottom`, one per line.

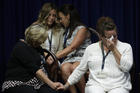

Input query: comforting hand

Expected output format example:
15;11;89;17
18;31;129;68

57;82;70;91
50;82;64;90
56;84;65;90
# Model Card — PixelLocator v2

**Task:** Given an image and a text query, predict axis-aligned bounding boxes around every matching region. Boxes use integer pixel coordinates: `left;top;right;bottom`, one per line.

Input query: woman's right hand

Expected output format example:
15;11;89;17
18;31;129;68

50;82;64;90
57;82;70;91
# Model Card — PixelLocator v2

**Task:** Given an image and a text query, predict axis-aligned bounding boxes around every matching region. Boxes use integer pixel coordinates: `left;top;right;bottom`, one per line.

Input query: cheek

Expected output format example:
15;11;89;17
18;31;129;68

61;19;65;24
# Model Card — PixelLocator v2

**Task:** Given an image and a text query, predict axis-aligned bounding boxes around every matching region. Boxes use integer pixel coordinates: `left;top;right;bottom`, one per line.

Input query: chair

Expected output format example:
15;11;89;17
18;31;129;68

42;49;60;82
88;27;100;43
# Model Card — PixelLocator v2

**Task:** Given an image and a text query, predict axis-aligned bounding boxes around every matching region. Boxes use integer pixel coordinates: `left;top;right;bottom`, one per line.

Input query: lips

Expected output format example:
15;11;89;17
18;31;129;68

47;20;54;25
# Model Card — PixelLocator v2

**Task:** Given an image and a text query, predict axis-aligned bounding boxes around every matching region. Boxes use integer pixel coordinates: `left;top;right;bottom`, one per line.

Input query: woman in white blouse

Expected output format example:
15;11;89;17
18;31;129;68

58;17;133;93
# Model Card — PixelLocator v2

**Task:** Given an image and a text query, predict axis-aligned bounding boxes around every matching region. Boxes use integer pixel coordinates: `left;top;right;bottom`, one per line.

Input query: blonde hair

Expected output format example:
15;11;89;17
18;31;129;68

25;24;48;47
37;3;62;35
38;3;56;26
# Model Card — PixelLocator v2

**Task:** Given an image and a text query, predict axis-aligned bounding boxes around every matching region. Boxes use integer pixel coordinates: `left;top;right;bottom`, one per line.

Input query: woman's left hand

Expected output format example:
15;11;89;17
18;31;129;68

106;39;115;51
46;56;54;65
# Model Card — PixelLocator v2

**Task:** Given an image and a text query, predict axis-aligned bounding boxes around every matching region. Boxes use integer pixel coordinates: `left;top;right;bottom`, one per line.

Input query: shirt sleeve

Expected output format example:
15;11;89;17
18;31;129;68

57;28;64;52
13;42;41;74
68;46;89;85
119;44;133;72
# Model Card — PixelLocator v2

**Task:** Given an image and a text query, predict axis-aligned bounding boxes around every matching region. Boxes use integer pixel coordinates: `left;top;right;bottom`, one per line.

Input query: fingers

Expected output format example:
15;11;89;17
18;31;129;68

56;82;64;90
53;82;64;91
106;40;115;51
46;56;54;65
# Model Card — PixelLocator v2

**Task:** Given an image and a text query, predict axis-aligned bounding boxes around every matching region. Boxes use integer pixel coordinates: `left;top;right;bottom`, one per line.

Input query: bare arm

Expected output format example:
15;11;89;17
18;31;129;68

112;47;121;65
36;69;63;90
57;82;70;91
56;27;88;59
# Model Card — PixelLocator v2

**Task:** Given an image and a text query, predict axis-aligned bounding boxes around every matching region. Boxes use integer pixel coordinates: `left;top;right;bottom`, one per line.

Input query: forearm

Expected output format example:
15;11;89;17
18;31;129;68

56;45;75;59
36;69;54;87
64;82;70;90
112;47;121;65
57;27;87;59
116;45;133;72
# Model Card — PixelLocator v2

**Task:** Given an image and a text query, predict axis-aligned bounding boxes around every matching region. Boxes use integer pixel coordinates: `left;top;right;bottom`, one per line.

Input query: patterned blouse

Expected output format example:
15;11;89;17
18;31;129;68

63;25;91;63
2;55;47;92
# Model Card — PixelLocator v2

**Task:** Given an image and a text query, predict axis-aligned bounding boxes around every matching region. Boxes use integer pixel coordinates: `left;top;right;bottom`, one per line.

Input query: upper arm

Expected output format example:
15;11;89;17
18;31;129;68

69;27;88;50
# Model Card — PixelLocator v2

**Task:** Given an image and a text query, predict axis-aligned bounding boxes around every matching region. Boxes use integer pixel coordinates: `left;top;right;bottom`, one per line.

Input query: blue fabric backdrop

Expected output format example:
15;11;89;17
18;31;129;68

0;0;139;93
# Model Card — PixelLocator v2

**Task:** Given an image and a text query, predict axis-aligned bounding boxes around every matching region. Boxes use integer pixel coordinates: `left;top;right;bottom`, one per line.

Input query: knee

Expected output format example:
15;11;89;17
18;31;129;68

71;62;80;72
61;63;71;74
71;65;77;72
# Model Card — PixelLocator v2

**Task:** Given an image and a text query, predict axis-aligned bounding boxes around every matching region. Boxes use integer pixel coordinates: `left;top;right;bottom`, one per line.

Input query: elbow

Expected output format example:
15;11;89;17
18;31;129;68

127;61;133;72
119;60;133;72
36;69;42;76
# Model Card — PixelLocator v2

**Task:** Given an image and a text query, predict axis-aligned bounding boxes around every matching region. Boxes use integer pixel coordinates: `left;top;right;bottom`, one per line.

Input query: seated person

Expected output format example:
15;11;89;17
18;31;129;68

58;17;133;93
33;3;64;66
34;3;64;54
56;4;91;93
2;24;63;93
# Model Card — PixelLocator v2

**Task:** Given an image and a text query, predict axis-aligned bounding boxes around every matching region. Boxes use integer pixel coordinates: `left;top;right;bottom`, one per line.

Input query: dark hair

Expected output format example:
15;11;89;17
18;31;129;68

59;4;84;38
96;17;117;37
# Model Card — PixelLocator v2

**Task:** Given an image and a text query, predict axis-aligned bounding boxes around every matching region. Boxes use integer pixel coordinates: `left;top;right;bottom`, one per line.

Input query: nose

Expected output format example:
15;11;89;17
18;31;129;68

50;16;54;20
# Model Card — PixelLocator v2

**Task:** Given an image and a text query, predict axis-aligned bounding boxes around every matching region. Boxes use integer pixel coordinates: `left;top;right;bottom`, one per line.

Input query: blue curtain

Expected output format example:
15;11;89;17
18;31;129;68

0;0;139;92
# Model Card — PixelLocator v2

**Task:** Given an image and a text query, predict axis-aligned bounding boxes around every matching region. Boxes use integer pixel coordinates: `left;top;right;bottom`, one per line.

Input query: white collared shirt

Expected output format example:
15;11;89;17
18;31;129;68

68;40;133;91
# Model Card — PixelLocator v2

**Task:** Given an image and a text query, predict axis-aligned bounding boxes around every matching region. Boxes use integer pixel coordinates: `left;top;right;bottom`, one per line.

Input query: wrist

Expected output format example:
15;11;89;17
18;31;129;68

112;47;117;53
64;82;70;90
56;53;60;59
47;80;54;87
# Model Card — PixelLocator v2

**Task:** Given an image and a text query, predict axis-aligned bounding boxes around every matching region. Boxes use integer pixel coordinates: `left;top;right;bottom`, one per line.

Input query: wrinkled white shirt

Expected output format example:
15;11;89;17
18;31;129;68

68;40;133;91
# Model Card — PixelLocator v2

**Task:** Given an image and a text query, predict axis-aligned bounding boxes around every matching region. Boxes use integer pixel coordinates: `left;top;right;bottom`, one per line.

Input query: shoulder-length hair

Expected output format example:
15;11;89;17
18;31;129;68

38;3;62;35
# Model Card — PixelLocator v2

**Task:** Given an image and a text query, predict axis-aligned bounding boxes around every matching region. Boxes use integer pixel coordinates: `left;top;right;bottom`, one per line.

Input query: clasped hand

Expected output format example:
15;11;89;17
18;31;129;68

51;82;64;90
56;83;69;91
102;37;116;51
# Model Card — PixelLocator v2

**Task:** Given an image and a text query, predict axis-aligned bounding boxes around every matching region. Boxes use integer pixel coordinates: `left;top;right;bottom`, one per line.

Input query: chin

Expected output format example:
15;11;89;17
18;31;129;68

47;23;53;26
